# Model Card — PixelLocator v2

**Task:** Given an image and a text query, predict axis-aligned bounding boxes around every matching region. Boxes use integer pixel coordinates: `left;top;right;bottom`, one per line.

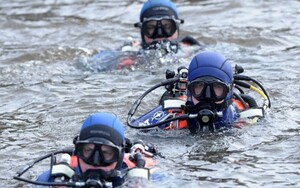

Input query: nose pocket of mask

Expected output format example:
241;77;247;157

204;86;212;98
156;27;163;37
93;150;100;165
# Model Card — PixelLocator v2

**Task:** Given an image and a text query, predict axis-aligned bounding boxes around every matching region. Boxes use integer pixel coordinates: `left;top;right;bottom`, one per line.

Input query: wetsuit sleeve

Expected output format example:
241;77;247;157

215;105;238;129
222;105;238;123
111;176;125;187
36;170;52;182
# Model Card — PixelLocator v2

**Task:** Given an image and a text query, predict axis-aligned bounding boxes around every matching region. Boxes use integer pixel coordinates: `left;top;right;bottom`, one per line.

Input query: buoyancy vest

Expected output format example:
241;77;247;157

123;153;157;169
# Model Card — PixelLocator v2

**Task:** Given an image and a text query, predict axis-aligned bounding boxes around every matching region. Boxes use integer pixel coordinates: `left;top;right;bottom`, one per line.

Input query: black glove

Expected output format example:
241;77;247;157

130;153;146;168
180;35;200;46
125;137;133;153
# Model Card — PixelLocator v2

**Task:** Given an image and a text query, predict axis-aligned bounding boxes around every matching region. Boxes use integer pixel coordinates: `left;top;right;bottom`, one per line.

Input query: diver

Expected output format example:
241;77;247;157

80;0;200;72
123;0;200;52
14;112;158;187
127;51;271;133
185;51;240;133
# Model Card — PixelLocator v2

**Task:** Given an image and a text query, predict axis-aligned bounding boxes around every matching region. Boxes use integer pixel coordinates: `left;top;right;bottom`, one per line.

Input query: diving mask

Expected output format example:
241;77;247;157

76;140;121;167
188;77;230;102
141;16;179;39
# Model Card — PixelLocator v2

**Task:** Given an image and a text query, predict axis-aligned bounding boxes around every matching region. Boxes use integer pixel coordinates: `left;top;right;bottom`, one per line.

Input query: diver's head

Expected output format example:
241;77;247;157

187;51;233;110
74;112;125;174
135;0;183;48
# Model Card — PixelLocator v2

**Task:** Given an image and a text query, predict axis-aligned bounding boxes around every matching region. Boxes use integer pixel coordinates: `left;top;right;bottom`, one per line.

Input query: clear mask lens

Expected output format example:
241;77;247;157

188;78;229;101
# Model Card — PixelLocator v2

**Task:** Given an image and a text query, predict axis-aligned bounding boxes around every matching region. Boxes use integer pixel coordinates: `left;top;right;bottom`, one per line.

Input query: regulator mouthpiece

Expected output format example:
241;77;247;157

197;109;215;125
196;109;223;132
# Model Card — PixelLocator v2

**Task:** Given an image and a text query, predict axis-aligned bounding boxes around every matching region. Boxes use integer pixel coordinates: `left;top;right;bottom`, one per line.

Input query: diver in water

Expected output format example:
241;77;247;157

127;51;271;133
81;0;200;72
185;51;239;133
15;112;157;187
125;0;200;52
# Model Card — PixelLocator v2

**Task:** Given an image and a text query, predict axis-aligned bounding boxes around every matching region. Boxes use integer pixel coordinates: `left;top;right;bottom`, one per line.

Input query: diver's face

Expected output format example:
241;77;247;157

79;158;117;173
192;96;224;105
143;30;178;44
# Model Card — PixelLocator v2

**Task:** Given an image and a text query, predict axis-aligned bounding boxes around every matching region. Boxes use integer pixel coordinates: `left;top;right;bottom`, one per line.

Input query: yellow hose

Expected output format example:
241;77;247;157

250;85;269;115
250;85;268;100
239;84;269;123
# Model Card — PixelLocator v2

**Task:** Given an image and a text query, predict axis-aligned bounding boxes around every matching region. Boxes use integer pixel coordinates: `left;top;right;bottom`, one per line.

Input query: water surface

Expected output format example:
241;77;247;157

0;0;299;187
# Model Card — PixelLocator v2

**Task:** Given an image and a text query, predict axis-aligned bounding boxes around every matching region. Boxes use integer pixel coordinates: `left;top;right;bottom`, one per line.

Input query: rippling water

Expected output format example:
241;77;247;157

0;0;299;187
